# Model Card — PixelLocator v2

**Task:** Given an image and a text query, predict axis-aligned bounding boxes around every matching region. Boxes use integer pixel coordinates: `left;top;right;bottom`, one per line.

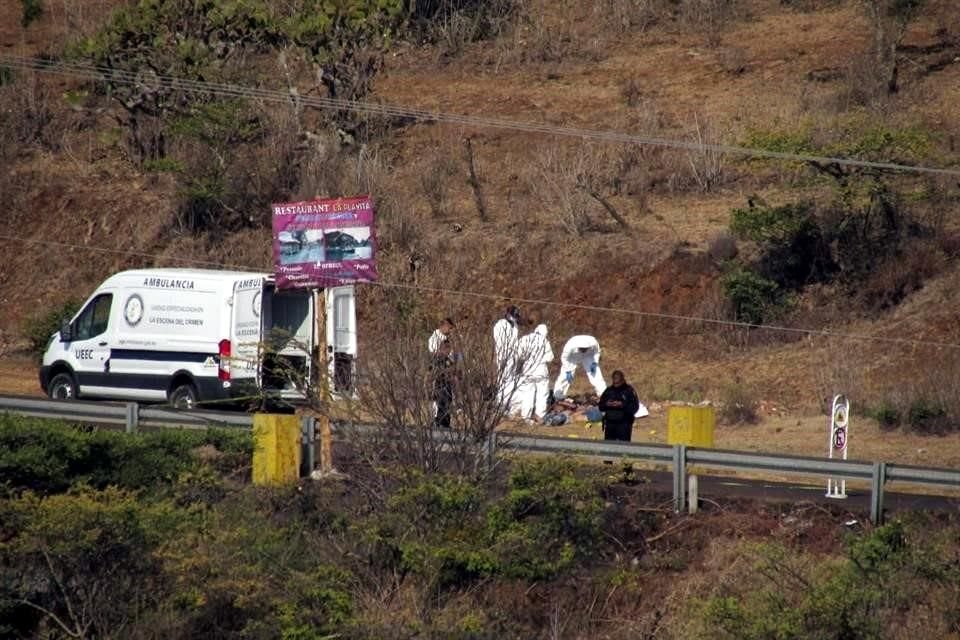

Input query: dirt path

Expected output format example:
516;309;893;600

0;355;42;396
2;355;958;471
507;407;960;470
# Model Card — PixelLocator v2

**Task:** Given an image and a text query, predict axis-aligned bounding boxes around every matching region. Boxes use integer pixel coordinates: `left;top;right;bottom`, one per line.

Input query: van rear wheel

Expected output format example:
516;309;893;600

48;373;77;400
169;382;198;410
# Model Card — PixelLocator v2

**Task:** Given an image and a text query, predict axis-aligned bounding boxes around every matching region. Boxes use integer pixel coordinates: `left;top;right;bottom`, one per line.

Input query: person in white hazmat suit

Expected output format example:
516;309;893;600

492;306;522;413
517;324;554;421
553;335;606;399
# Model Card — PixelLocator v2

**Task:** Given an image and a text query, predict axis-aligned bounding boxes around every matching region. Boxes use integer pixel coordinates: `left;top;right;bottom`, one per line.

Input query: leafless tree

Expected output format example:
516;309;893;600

271;319;530;483
339;322;528;479
860;0;925;96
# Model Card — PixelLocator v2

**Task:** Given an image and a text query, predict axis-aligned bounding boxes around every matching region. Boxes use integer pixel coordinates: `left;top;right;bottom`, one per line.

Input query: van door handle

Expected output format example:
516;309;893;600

99;341;108;347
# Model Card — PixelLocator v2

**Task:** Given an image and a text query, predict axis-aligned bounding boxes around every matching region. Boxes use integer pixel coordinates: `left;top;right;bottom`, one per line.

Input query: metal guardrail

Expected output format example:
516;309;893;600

0;394;253;431
2;395;959;524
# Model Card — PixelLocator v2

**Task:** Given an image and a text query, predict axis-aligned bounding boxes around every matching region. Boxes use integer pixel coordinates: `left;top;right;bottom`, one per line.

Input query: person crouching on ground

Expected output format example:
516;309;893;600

553;334;606;400
598;370;640;442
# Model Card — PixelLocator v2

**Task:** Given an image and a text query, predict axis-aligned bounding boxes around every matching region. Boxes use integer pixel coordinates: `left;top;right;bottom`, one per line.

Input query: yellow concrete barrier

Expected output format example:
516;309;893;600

252;414;301;486
667;405;715;447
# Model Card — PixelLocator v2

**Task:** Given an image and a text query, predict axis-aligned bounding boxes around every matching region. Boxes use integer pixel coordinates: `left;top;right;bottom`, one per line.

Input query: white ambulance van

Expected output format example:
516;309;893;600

38;268;357;409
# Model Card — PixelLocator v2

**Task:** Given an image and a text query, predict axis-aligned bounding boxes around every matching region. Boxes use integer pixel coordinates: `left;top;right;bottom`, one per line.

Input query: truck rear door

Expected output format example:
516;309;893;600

262;286;314;398
325;285;356;393
231;277;264;390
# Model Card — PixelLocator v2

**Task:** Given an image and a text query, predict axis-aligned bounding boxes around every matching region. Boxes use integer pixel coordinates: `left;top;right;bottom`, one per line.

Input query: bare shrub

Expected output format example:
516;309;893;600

858;240;946;311
502;4;598;65
860;0;924;97
297;132;392;203
620;78;643;107
424;0;517;59
780;0;842;11
166;99;305;235
834;51;888;110
678;0;735;45
528;135;665;233
685;114;730;193
707;230;739;263
58;0;115;39
0;70;61;153
409;0;516;50
595;0;664;34
717;45;749;76
322;322;527;479
419;148;460;218
529;142;596;235
885;349;960;435
718;379;760;424
812;338;867;414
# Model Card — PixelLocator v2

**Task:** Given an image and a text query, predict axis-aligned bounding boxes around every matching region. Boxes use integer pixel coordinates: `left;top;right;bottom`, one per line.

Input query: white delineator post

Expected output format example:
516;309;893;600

826;394;850;499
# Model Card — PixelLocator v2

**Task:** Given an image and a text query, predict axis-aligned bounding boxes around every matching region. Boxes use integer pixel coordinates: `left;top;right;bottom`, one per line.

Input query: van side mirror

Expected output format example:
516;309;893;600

60;320;73;342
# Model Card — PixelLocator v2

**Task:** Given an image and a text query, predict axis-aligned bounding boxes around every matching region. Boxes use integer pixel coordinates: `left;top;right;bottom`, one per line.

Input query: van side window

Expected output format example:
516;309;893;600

74;294;113;341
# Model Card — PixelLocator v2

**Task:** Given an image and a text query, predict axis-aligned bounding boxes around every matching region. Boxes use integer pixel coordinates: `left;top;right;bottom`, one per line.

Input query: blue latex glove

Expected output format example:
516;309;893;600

565;371;574;383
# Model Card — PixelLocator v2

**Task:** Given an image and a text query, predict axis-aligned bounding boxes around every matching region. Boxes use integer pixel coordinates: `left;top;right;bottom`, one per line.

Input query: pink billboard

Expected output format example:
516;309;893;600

271;196;378;289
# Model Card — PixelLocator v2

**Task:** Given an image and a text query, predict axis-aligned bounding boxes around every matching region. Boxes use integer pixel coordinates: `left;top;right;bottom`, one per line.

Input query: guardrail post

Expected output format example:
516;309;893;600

673;444;687;513
870;461;887;525
125;402;139;433
301;416;317;478
688;474;699;514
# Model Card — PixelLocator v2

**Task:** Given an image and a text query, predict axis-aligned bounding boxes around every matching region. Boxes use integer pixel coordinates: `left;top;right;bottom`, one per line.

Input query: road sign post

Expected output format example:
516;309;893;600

826;394;850;499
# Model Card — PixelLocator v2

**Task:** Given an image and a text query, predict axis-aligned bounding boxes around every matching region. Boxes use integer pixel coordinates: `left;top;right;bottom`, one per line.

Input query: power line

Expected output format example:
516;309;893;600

2;233;958;350
3;54;960;178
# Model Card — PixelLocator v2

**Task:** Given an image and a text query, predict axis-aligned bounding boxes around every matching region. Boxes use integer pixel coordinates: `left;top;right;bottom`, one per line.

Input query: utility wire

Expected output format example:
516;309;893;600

2;233;958;350
3;54;960;177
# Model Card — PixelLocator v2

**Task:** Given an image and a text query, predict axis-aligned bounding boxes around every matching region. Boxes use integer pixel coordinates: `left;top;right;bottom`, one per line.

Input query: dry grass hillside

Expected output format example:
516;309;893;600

2;0;960;452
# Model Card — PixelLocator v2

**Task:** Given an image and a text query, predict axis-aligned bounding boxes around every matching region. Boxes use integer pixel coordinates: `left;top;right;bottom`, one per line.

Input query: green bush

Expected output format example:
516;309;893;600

701;522;924;640
720;266;784;325
742;125;815;155
0;486;180;638
351;460;606;595
158;489;356;638
870;402;901;430
142;157;185;172
21;298;81;358
907;398;951;434
730;199;836;290
486;458;604;580
20;0;44;28
0;415;251;495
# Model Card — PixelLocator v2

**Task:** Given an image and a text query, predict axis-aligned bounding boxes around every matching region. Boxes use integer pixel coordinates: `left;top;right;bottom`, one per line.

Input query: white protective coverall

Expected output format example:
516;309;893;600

428;328;446;354
493;317;520;412
553;335;606;398
517;324;554;420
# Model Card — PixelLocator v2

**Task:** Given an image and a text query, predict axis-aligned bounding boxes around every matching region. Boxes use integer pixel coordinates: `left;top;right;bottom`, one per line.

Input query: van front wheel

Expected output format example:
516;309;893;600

169;383;198;410
48;373;77;400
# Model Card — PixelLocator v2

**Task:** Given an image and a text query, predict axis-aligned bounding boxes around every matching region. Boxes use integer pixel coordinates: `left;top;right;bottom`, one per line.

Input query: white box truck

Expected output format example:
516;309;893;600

38;268;357;409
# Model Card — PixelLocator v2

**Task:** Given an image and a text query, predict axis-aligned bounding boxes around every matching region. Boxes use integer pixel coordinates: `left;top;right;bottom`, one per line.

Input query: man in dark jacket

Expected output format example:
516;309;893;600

432;338;455;429
598;370;640;442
